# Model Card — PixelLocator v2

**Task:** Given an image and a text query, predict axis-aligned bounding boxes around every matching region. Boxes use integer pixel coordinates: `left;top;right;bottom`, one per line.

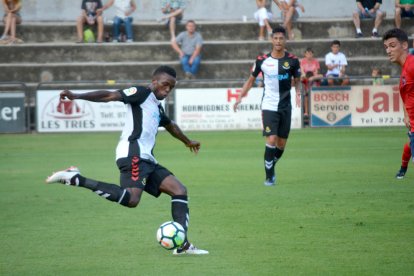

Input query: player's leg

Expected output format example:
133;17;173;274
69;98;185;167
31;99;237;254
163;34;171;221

264;136;277;184
396;141;410;179
159;175;189;233
45;166;132;207
410;132;414;163
151;166;208;255
262;110;277;185
271;109;291;185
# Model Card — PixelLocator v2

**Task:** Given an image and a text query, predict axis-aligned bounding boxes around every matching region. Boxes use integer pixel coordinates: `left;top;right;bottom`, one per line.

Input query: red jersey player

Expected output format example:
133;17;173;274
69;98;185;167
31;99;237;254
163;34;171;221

383;28;414;179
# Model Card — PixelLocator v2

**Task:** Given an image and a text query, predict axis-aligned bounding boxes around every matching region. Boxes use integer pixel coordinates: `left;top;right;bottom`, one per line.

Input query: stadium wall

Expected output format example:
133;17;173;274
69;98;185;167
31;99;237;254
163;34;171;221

1;0;396;22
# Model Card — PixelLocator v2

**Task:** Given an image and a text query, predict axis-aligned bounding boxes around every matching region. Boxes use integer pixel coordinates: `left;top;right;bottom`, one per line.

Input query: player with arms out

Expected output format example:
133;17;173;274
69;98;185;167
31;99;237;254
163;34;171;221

45;66;208;255
233;26;301;186
383;28;414;179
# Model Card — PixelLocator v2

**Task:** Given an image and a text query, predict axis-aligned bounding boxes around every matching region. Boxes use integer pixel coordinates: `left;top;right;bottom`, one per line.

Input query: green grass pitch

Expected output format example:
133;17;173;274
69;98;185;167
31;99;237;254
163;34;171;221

1;127;413;275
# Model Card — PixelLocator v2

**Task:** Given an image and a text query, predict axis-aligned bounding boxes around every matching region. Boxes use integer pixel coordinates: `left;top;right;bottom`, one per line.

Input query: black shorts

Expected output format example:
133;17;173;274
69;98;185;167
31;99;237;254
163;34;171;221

116;157;173;198
262;109;291;138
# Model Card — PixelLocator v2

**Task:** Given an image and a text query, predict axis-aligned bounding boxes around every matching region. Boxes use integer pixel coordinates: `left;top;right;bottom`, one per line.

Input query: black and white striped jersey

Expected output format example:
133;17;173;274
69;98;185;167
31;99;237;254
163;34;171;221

252;52;300;111
115;86;171;164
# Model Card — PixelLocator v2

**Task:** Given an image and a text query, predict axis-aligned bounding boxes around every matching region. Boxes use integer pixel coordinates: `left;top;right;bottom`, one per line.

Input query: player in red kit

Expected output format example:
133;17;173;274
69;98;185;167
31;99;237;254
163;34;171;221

383;28;414;179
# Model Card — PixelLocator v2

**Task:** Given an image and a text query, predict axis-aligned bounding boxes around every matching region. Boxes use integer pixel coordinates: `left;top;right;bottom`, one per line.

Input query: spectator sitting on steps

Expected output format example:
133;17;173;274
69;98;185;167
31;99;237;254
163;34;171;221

254;0;273;41
160;0;186;41
101;0;137;43
76;0;104;43
324;40;350;86
395;0;414;29
300;48;322;116
0;0;22;45
353;0;386;38
171;20;203;79
274;0;305;40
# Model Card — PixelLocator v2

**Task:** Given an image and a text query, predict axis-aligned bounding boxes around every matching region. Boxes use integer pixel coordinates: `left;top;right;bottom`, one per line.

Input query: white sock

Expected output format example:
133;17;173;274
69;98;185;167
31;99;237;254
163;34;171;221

372;28;377;33
356;28;362;34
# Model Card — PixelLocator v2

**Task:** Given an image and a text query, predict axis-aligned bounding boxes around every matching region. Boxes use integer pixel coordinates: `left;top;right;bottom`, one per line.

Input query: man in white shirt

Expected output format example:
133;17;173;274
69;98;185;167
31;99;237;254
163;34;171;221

102;0;136;42
324;40;350;86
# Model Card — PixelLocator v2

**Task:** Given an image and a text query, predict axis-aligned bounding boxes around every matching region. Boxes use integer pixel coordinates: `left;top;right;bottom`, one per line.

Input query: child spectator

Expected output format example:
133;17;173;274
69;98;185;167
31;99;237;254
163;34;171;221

254;0;273;41
101;0;137;43
352;0;386;38
160;0;186;41
76;0;104;43
324;40;350;86
171;20;203;79
300;48;322;116
0;0;22;45
371;67;384;85
274;0;304;40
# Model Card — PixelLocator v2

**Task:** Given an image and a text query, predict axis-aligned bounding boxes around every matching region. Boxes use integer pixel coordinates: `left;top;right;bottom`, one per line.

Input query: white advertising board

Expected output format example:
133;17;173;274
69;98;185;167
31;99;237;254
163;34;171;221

175;88;302;131
36;89;166;133
310;85;404;127
351;85;405;127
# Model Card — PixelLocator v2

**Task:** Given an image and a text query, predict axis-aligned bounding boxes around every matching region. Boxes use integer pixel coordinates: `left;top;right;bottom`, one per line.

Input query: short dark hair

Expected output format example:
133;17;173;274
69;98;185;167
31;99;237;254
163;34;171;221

331;40;341;46
186;20;196;25
305;47;314;53
272;26;286;37
153;65;176;78
382;28;408;43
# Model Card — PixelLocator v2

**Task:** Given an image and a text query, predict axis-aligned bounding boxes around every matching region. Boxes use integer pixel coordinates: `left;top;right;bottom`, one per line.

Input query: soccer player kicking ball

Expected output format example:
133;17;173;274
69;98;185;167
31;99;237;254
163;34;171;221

233;26;301;186
383;28;414;176
45;66;208;255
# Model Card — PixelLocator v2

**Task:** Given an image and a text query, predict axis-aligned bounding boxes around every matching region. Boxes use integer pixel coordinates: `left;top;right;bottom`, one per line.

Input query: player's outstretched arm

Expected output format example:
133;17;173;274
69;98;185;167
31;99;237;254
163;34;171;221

164;121;200;154
233;75;255;112
60;89;123;103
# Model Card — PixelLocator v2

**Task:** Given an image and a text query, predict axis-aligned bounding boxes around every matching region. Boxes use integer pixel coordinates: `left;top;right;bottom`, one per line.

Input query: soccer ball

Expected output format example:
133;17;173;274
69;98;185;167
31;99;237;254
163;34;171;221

156;221;186;250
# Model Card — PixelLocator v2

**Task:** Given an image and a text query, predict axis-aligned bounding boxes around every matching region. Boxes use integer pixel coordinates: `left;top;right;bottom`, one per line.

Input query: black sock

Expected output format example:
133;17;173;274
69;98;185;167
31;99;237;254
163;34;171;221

171;195;189;232
274;147;284;163
264;144;277;179
72;175;130;207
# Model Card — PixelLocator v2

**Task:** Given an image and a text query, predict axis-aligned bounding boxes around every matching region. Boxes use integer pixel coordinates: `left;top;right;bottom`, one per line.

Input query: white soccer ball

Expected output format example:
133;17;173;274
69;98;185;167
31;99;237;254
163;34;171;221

156;221;186;250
